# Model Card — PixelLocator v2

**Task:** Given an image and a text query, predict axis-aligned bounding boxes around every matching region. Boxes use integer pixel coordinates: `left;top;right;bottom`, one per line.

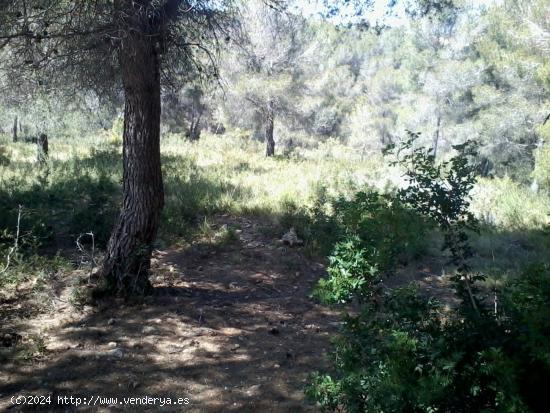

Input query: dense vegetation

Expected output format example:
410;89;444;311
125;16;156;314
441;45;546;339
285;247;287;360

307;136;550;412
1;0;549;411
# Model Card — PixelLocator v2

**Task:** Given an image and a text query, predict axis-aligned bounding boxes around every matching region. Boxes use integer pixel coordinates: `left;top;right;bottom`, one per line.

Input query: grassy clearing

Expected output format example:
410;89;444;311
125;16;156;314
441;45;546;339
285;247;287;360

1;131;549;287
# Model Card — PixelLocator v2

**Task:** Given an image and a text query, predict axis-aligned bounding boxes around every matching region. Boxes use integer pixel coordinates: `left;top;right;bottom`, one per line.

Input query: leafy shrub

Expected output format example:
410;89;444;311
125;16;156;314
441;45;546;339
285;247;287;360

313;188;429;304
308;134;550;412
314;236;381;304
385;132;482;312
332;190;429;269
309;272;550;412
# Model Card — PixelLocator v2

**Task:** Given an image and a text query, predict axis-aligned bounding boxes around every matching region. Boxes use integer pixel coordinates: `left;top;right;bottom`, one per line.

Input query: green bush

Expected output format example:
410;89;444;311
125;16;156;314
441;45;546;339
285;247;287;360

313;189;429;304
314;236;381;304
309;265;550;412
309;269;550;412
332;190;429;269
308;135;550;412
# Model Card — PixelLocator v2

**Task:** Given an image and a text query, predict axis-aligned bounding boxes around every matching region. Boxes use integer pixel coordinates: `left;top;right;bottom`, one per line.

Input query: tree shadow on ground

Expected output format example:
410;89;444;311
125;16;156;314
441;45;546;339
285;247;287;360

0;216;340;412
0;147;254;254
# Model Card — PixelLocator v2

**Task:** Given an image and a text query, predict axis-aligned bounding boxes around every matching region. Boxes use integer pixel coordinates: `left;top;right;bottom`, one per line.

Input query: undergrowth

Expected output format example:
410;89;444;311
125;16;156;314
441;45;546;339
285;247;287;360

307;133;550;412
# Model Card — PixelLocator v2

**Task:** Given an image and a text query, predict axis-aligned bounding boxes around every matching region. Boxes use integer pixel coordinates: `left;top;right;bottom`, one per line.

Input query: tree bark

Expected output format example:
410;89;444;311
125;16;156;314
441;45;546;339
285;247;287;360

100;9;164;296
265;103;275;157
189;110;202;141
37;133;48;163
12;116;17;142
433;110;441;158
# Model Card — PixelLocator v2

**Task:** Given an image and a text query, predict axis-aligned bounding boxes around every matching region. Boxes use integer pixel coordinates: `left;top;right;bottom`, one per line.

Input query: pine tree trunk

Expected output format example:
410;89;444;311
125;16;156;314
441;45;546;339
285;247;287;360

12;116;18;142
100;13;164;296
265;104;275;157
433;111;441;158
189;111;201;141
37;133;48;163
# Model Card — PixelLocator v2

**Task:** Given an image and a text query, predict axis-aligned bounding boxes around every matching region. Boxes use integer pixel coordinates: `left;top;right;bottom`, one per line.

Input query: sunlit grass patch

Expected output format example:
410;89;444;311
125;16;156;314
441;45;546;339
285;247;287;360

471;176;550;230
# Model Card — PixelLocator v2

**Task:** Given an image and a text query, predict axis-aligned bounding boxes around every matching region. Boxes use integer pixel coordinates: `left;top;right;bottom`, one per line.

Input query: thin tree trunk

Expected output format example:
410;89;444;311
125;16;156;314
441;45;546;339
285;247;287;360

37;133;48;163
12;116;18;142
189;110;201;141
265;103;275;157
433;111;441;158
100;10;164;296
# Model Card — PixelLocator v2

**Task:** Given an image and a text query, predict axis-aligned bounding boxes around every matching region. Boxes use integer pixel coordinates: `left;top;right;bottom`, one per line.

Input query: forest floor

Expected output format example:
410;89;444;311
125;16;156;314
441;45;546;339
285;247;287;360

0;215;346;412
0;212;461;413
0;135;548;412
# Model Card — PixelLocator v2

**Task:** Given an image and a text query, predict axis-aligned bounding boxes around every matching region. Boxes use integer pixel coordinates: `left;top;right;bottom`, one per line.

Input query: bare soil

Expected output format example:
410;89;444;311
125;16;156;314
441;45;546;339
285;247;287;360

0;216;343;412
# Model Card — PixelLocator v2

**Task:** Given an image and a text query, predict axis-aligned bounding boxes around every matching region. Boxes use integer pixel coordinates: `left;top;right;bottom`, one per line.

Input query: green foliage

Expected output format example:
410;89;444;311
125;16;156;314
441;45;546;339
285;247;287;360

309;137;550;412
310;246;550;412
308;276;548;412
532;142;550;192
385;131;483;311
314;236;381;304
313;188;429;304
504;264;550;370
333;190;430;269
0;148;121;250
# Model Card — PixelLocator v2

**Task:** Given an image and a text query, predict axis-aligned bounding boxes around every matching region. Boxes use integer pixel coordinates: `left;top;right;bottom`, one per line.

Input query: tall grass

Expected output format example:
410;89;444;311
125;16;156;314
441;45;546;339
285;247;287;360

1;130;549;284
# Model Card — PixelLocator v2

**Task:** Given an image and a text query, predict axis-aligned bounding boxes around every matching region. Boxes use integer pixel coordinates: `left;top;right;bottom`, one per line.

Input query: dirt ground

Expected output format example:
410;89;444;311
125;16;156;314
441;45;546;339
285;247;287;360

0;216;343;412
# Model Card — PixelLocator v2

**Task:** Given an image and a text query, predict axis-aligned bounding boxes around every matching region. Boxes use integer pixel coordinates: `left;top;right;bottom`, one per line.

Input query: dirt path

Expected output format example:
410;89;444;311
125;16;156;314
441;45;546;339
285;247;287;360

0;216;342;412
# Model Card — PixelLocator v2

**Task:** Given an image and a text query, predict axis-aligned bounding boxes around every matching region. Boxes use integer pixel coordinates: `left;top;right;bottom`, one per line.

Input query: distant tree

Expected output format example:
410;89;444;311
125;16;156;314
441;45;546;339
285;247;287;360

163;83;210;140
221;0;308;156
12;115;18;142
0;1;231;295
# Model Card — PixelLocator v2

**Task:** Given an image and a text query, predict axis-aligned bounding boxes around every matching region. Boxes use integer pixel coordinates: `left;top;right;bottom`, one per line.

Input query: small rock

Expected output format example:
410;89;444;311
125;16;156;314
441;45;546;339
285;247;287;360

230;344;240;351
197;266;204;271
130;381;140;389
305;324;321;332
269;327;280;336
109;348;124;359
274;363;280;369
107;318;116;326
246;384;261;396
281;228;303;247
108;342;117;348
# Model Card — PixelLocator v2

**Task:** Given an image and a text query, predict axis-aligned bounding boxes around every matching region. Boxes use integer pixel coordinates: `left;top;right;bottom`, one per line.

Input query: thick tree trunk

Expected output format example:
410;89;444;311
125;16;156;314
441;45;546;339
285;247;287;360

265;104;275;157
12;116;17;142
100;16;164;296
